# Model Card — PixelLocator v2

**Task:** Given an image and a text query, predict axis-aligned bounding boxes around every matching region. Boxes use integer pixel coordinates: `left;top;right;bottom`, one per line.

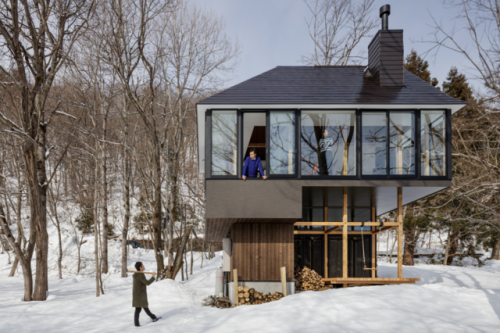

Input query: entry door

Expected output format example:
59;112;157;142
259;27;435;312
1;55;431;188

328;237;343;278
294;235;324;277
328;235;373;278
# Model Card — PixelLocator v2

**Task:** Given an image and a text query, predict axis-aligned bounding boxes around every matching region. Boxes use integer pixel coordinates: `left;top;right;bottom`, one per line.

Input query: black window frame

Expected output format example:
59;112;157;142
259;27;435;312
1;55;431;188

299;108;359;180
205;108;451;181
419;108;451;181
206;109;240;179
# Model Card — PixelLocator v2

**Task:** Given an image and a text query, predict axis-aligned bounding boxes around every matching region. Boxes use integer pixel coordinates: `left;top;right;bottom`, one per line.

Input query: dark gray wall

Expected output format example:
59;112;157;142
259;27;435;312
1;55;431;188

368;30;404;86
206;179;451;219
206;180;302;219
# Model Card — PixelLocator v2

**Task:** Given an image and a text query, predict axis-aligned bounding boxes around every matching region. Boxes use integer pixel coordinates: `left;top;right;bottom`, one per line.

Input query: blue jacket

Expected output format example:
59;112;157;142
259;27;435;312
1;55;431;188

243;156;265;177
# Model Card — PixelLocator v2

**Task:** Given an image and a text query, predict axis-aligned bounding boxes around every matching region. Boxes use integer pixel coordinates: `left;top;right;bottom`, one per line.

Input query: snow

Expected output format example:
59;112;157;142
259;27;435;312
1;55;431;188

1;246;500;332
1;224;500;332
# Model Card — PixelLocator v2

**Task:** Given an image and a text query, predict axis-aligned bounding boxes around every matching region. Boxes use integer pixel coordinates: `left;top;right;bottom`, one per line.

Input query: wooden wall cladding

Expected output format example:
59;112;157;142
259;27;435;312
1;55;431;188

230;223;294;282
205;218;297;242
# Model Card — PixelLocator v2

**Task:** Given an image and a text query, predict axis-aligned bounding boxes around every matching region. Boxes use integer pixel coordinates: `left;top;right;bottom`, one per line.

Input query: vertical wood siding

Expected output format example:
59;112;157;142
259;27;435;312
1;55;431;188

230;223;294;282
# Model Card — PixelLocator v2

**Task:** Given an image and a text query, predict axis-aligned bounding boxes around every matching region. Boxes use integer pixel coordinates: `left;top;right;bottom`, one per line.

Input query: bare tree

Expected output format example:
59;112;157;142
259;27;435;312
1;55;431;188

423;0;500;259
301;0;377;65
0;0;95;301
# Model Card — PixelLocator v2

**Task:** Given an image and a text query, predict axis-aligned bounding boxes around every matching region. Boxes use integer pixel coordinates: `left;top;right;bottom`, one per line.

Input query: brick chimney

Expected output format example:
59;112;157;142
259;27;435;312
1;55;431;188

367;5;404;86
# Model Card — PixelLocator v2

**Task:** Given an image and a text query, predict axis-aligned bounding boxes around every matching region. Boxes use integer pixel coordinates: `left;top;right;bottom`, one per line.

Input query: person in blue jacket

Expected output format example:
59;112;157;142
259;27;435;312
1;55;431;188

242;149;267;180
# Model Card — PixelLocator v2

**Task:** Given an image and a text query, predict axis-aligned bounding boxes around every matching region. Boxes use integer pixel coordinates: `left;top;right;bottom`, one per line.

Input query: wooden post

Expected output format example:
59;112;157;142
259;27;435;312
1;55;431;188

424;114;430;176
342;187;348;281
371;188;376;279
281;266;287;297
397;187;403;279
324;188;328;279
233;268;238;306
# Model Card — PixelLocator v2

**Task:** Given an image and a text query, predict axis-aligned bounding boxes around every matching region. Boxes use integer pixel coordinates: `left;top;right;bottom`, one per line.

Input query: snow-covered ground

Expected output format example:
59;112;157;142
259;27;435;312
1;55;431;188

1;244;500;332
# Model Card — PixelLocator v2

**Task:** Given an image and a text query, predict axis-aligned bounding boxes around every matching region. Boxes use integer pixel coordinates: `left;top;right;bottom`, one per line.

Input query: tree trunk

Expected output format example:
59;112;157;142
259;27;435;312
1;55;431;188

0;203;33;301
403;226;415;266
24;139;49;301
152;137;164;277
56;216;63;279
121;125;131;277
77;244;81;274
443;228;452;265
389;231;397;263
9;257;19;277
447;228;460;265
200;241;204;268
492;239;500;260
190;231;193;275
93;157;101;297
101;124;109;274
164;225;193;280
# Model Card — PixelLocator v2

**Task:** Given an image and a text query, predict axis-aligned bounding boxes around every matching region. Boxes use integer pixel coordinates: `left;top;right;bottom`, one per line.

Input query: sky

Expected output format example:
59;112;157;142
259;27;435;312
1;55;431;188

193;0;483;93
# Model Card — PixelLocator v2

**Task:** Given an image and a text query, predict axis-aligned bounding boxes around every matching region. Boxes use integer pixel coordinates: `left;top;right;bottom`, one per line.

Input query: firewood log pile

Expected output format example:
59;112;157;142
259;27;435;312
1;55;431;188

236;286;284;305
295;266;329;291
203;296;231;308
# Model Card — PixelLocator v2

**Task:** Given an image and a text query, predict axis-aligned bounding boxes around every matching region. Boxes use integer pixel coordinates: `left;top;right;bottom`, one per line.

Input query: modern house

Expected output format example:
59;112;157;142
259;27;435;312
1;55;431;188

196;5;467;302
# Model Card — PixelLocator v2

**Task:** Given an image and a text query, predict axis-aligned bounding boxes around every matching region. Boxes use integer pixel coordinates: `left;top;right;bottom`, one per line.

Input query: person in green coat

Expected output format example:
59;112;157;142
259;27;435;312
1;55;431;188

133;261;160;327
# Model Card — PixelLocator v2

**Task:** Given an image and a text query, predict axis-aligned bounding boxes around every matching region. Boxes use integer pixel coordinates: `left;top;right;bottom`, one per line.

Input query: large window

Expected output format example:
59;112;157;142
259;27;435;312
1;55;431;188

298;187;372;231
389;112;415;175
421;110;446;176
208;109;448;179
270;111;295;175
362;112;387;175
301;111;356;176
211;110;237;176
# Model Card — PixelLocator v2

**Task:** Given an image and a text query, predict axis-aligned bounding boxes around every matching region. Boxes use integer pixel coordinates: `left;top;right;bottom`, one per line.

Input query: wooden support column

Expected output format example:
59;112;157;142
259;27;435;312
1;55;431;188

324;188;328;279
371;188;376;279
397;187;403;279
342;187;348;282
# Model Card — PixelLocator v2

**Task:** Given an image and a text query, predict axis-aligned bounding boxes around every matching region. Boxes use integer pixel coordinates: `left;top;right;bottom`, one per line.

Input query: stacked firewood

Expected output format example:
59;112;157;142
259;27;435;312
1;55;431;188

203;296;231;308
237;286;284;305
295;266;329;291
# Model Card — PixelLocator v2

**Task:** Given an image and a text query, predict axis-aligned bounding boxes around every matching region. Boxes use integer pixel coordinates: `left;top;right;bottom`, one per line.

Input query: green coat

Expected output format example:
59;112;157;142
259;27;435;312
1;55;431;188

132;273;155;308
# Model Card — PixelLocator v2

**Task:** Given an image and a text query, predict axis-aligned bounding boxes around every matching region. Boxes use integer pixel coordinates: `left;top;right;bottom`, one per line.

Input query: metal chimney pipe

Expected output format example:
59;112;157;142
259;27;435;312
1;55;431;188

380;4;391;30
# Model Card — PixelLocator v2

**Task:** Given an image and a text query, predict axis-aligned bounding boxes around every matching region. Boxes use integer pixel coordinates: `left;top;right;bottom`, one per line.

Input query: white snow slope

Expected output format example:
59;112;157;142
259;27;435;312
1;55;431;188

1;248;500;332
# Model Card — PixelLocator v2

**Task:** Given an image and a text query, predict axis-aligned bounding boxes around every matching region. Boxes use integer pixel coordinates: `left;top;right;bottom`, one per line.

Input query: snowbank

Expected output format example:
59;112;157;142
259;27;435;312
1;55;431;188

2;245;500;332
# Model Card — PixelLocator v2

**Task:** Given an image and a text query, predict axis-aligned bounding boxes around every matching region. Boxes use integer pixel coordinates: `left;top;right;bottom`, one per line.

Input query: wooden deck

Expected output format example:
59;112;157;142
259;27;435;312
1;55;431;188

323;277;420;285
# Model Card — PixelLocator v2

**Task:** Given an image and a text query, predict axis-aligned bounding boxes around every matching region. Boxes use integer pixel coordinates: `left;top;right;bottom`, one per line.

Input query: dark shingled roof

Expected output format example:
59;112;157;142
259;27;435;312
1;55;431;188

198;66;467;105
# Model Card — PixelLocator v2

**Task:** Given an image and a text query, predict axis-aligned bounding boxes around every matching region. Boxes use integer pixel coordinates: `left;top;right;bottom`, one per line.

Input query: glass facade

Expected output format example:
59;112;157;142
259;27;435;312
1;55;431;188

208;109;448;179
269;111;296;175
362;112;387;175
211;110;237;176
421;110;446;176
301;111;356;176
298;187;372;231
389;112;415;175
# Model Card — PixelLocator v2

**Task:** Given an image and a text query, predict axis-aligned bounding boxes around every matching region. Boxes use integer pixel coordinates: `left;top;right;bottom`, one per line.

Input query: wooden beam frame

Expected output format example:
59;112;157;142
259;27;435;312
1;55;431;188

324;188;328;279
325;226;342;233
397;187;403;279
371;188;376;279
294;231;375;235
342;187;348;282
372;226;396;235
295;222;398;227
323;277;420;285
